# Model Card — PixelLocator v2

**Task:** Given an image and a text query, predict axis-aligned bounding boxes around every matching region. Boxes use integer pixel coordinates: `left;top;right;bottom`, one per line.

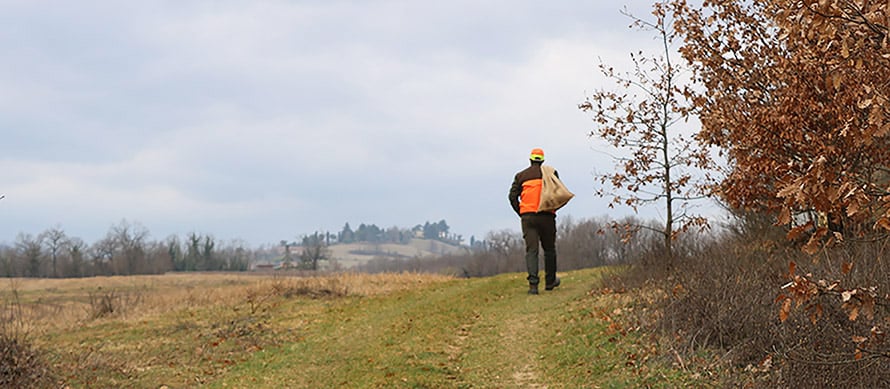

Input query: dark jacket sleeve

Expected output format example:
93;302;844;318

508;174;522;215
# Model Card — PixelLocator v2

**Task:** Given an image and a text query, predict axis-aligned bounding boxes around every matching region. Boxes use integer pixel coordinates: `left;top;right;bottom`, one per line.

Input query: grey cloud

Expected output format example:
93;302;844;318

0;0;671;245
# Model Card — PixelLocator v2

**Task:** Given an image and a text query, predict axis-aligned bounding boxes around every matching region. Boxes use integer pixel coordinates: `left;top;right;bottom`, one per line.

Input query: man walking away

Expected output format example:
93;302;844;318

508;148;561;295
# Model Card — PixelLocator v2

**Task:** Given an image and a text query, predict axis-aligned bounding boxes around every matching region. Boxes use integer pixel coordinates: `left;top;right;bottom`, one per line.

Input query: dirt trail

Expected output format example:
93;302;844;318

503;311;546;388
445;274;587;388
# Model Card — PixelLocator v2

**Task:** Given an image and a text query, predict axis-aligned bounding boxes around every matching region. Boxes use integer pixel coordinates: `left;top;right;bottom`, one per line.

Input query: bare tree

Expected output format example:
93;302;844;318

478;229;523;276
557;216;610;269
40;226;69;278
15;233;44;277
219;239;251;271
107;220;149;275
90;236;116;276
67;237;88;277
0;244;16;277
579;3;714;266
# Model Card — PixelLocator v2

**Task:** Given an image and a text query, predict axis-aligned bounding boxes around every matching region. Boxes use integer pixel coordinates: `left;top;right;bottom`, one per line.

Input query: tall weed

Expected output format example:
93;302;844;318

619;213;890;387
0;280;55;388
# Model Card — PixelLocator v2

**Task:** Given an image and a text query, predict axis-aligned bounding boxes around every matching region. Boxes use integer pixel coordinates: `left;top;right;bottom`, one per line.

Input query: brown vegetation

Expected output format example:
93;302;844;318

593;1;890;386
0;334;54;388
0;284;55;388
672;0;890;244
603;210;890;387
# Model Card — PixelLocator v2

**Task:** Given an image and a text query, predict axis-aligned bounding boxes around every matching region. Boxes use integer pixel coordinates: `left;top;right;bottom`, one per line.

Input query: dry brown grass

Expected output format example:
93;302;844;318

0;272;453;334
1;271;455;387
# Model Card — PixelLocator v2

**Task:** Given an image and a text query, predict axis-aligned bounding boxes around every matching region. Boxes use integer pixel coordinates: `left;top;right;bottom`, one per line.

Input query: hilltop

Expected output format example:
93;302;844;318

325;238;467;268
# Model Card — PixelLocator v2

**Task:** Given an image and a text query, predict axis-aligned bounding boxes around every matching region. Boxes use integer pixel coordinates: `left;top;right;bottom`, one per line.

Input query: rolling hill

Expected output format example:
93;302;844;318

324;238;467;268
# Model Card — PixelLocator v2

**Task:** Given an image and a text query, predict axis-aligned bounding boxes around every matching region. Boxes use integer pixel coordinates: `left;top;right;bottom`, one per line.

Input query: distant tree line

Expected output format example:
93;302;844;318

0;220;257;278
0;218;473;278
3;216;655;279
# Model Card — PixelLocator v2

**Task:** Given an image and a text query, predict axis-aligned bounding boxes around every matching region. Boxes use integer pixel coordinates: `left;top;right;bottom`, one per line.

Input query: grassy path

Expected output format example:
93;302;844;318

210;268;662;388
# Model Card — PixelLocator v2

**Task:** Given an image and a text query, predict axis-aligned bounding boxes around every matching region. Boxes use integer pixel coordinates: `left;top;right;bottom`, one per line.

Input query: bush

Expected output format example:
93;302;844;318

660;236;787;364
768;240;890;388
617;212;890;387
0;287;55;388
86;287;145;320
0;334;54;388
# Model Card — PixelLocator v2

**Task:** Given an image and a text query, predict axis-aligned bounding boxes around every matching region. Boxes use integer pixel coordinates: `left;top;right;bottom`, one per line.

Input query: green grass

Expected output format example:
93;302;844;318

209;269;709;388
13;269;714;388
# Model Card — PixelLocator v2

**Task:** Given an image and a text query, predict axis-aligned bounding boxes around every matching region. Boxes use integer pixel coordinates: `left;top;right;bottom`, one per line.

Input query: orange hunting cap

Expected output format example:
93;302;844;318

530;148;545;161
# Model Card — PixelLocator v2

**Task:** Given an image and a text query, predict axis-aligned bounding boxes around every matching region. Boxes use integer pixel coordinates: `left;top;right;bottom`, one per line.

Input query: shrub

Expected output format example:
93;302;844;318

618;212;890;386
0;334;54;388
0;286;55;388
86;288;144;320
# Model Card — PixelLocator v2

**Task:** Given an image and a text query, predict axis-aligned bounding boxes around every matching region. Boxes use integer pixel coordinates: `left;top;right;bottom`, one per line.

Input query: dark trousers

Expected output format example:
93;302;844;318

521;213;557;286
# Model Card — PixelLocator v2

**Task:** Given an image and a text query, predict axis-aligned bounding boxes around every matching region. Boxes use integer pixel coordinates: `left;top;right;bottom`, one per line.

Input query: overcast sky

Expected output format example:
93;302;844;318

1;1;700;246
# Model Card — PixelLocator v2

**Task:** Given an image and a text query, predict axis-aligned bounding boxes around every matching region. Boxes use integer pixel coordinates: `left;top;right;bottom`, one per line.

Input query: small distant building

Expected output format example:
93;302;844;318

253;263;276;272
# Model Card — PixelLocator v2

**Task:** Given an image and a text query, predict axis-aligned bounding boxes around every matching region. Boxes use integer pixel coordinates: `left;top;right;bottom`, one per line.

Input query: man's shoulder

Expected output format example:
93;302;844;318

515;165;534;175
514;164;542;180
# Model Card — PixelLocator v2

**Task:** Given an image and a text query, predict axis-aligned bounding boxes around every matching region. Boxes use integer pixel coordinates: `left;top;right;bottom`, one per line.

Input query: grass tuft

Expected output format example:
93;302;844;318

0;281;56;388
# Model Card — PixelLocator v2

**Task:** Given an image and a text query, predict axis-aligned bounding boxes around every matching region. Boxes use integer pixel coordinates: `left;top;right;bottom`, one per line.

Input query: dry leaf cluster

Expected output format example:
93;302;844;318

672;0;890;243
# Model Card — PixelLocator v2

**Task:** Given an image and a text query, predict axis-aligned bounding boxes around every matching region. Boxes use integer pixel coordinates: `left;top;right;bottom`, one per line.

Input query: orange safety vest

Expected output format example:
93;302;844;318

519;178;543;214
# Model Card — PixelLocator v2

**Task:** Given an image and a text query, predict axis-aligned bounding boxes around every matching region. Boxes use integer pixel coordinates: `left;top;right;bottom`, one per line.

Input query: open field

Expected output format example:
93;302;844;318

1;269;711;388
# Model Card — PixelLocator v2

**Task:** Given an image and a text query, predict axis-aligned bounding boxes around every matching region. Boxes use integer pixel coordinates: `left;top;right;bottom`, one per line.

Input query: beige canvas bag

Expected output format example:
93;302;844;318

539;165;574;212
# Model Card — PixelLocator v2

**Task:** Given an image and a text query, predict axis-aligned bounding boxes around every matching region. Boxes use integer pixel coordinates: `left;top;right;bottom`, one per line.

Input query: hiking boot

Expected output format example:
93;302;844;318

545;277;561;291
528;285;539;295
